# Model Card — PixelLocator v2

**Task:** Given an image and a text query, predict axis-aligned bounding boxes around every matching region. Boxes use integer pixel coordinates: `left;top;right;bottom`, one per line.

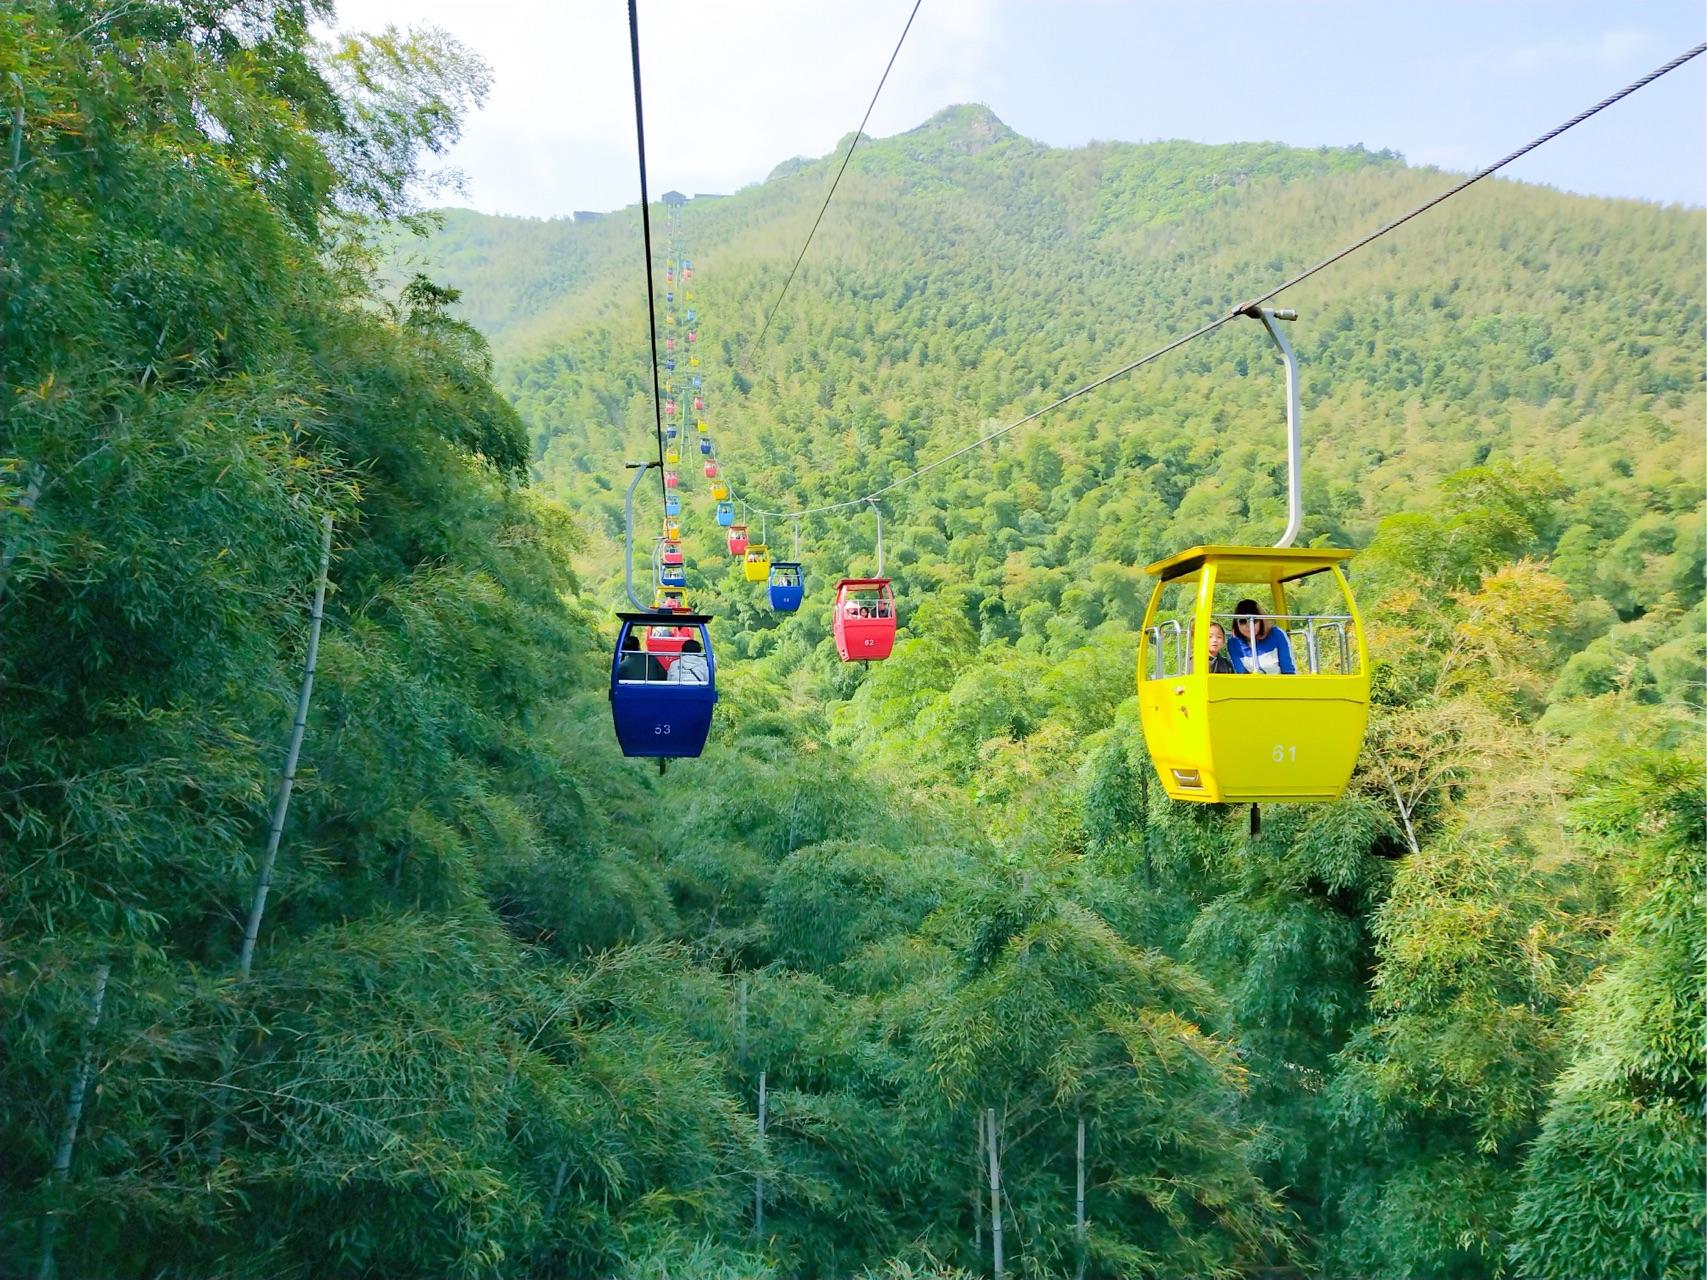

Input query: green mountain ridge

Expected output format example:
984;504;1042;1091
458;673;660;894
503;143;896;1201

409;106;1698;683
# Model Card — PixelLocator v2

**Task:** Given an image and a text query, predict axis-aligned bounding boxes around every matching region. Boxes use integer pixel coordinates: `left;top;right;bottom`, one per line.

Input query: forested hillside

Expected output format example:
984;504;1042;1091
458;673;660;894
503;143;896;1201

391;102;1707;1279
4;4;1702;1278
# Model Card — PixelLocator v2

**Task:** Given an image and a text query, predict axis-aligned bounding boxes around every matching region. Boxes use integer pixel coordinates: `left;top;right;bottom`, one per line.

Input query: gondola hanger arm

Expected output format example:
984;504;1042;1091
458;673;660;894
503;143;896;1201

870;497;884;579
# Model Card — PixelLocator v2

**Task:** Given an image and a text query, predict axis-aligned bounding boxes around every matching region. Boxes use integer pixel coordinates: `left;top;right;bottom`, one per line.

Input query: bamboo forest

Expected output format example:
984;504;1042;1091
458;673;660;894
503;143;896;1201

2;3;1703;1278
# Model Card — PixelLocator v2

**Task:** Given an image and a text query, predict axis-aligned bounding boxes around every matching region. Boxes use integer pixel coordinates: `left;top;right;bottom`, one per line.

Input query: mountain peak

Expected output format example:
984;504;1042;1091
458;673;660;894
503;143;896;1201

903;103;1021;152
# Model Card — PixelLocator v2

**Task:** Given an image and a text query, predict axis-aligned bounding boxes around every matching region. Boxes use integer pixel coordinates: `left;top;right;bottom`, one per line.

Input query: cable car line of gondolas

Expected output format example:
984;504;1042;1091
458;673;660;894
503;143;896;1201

612;0;712;770
610;1;1704;782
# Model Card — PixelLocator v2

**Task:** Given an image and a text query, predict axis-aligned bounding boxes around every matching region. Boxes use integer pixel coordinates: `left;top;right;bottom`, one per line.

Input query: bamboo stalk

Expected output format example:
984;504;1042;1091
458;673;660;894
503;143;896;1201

1075;1112;1087;1280
0;463;43;608
986;1107;1004;1280
544;1156;569;1219
754;1070;767;1237
1380;758;1423;855
9;95;23;172
237;514;333;981
36;961;110;1280
974;1110;984;1254
210;515;333;1162
738;976;748;1068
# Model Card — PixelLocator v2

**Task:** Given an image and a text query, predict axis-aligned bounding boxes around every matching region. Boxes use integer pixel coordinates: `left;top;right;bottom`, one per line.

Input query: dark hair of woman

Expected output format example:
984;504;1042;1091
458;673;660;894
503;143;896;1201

1233;598;1270;640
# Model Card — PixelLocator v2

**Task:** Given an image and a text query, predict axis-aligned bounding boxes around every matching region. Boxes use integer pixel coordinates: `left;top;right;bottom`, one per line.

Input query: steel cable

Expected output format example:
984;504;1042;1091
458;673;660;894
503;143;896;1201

749;0;925;353
626;0;668;504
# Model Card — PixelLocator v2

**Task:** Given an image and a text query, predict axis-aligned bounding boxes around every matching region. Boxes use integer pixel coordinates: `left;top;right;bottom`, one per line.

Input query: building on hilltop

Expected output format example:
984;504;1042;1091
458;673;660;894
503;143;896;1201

572;210;604;223
660;190;687;207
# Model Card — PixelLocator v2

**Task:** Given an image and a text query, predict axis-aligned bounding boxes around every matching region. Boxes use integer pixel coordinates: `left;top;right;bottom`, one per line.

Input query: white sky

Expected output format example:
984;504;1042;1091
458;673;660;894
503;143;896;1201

332;0;1001;215
328;0;1707;217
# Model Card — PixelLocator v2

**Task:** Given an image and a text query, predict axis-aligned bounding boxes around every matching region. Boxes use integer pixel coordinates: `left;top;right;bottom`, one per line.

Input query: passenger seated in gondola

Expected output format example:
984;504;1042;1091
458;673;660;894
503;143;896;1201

668;638;709;684
617;629;649;682
1206;620;1236;673
1227;599;1296;674
617;629;672;683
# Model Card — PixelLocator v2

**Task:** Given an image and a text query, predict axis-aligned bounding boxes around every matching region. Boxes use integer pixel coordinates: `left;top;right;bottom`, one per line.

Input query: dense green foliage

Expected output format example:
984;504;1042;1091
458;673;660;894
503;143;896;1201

4;7;1701;1278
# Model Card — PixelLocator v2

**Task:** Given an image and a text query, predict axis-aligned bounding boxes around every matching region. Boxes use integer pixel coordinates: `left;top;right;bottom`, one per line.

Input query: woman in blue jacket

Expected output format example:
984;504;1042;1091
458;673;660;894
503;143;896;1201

1227;598;1296;674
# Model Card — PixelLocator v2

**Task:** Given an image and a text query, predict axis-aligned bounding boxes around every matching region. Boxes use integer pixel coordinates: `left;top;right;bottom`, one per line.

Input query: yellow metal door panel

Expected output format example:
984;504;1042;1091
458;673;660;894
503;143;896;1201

1140;674;1218;801
1204;675;1368;801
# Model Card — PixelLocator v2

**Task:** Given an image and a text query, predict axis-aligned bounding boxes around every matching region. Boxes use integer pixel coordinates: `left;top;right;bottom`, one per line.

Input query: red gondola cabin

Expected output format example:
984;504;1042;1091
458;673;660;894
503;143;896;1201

833;579;896;662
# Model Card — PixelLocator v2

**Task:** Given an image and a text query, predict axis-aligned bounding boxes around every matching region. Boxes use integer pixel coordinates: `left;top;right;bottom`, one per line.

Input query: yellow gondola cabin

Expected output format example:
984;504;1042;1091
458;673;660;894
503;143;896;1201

1137;545;1369;804
742;544;770;583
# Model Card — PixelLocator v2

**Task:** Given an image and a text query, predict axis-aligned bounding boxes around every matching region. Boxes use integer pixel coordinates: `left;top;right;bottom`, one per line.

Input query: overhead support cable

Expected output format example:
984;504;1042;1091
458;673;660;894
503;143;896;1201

750;0;924;352
626;0;669;506
744;39;1706;521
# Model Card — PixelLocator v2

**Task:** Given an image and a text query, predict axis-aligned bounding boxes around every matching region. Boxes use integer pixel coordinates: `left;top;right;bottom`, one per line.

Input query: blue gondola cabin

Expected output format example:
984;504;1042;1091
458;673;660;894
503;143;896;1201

768;562;804;613
611;612;716;758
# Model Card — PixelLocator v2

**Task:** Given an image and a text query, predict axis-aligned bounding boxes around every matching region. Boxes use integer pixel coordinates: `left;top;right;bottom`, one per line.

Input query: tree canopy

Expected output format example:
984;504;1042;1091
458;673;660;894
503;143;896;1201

3;8;1702;1278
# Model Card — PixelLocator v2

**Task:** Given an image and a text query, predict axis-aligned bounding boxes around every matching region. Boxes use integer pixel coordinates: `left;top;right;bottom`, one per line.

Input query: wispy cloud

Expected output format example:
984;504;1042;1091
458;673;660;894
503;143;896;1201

1506;26;1651;73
